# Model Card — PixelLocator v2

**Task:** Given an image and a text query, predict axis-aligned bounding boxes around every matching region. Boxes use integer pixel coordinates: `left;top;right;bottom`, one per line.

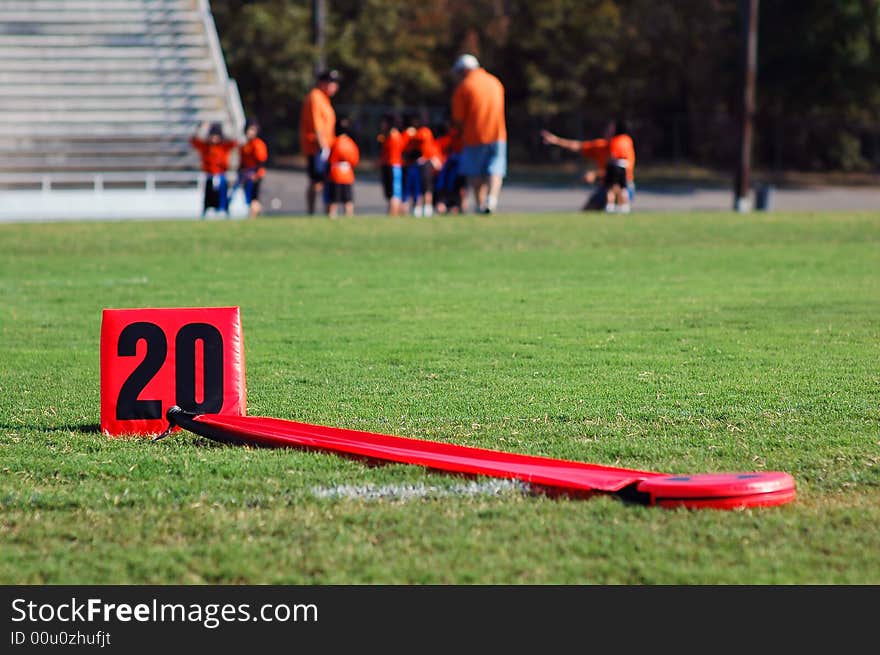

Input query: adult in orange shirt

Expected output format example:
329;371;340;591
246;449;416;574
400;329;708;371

299;69;340;215
326;118;360;218
190;121;238;218
450;54;507;214
377;112;405;216
236;119;269;219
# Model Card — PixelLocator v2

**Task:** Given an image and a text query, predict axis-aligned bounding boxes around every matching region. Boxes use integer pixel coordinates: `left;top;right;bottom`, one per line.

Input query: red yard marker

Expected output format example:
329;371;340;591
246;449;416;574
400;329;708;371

162;406;795;510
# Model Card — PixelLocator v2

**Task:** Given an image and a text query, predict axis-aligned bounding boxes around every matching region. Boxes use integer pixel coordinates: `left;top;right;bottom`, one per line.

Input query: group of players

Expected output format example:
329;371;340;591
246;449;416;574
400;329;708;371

376;111;469;217
303;102;471;219
301;55;508;219
190;119;269;219
190;55;636;219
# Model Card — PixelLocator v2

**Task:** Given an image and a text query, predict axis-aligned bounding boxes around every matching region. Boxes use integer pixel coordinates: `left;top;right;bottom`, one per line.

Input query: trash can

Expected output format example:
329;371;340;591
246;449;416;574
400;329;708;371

755;184;774;211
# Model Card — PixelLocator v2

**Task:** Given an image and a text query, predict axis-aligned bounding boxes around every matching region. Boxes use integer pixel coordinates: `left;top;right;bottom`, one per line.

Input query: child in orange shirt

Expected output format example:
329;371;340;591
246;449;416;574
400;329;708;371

603;120;636;213
327;118;360;218
235;119;269;219
190;121;238;218
377;112;405;216
433;120;465;214
402;112;439;217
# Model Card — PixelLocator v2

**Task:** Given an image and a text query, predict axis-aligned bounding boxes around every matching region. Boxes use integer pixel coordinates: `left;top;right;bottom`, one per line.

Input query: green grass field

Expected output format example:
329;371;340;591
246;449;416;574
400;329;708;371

1;210;878;584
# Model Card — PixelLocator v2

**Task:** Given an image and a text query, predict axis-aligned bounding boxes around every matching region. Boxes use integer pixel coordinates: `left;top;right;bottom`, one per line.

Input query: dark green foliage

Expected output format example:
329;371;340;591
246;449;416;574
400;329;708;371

757;0;880;170
210;1;879;170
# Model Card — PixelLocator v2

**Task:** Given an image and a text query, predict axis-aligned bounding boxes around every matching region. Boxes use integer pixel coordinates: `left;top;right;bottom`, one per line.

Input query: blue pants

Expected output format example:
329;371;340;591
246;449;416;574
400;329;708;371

403;163;423;202
435;154;460;193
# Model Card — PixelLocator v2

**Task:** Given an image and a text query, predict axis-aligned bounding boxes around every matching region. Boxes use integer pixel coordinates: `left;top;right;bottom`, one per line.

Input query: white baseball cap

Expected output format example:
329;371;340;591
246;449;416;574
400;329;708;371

451;53;480;73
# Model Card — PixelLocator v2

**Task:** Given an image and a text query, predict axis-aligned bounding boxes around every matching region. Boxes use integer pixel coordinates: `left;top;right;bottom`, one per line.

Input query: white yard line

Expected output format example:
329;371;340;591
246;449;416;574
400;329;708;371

311;479;530;501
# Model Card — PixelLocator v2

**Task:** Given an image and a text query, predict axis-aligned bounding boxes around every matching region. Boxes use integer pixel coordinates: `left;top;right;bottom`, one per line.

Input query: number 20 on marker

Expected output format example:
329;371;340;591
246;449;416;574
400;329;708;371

100;307;247;436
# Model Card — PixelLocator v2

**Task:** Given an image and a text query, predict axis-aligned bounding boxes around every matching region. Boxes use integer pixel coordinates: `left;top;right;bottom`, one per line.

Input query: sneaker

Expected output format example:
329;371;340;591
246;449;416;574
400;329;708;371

618;203;631;214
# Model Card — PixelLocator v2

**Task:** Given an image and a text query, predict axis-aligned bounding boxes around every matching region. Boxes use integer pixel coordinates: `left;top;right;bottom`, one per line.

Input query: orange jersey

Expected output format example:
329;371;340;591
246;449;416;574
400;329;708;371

378;128;405;166
190;137;237;175
402;125;436;163
608;134;636;182
433;133;452;167
451;68;507;146
580;138;610;171
238;137;268;178
328;134;360;184
299;87;336;156
448;126;463;154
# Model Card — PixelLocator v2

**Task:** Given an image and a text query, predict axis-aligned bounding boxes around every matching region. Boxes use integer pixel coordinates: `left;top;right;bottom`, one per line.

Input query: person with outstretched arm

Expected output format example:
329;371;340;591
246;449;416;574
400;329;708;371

542;120;635;212
542;123;610;211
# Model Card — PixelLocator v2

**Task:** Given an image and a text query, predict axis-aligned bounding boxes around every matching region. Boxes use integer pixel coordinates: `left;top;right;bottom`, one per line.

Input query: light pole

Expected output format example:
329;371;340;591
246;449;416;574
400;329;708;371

312;0;326;75
734;0;759;212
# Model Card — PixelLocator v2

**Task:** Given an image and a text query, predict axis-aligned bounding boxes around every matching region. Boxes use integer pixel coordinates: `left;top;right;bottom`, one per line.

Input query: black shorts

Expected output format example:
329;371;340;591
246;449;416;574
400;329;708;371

417;162;434;194
203;174;229;211
604;161;628;189
307;153;326;183
328;182;353;203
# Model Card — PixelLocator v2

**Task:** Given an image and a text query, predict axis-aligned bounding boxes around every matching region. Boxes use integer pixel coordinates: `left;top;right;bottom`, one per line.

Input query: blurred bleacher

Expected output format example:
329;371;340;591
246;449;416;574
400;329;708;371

0;0;245;220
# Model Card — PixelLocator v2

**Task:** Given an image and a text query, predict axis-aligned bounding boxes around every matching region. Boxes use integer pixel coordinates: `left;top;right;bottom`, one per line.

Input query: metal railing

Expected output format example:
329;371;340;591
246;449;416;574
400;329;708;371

0;170;202;191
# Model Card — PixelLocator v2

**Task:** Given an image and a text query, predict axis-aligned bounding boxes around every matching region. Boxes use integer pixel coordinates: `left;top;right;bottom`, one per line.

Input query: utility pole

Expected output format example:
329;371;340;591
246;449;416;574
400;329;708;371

734;0;759;212
312;0;326;75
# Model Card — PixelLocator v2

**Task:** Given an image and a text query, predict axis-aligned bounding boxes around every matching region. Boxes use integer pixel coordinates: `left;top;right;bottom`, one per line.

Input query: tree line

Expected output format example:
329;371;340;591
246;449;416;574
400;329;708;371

211;0;880;172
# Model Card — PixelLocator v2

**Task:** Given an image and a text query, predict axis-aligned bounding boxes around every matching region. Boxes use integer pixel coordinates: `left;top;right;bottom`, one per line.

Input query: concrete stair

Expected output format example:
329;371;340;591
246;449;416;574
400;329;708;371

0;0;246;220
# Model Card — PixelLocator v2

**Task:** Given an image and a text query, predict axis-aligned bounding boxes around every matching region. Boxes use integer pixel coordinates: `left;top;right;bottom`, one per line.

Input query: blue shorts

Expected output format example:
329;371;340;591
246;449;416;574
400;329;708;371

459;141;507;178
